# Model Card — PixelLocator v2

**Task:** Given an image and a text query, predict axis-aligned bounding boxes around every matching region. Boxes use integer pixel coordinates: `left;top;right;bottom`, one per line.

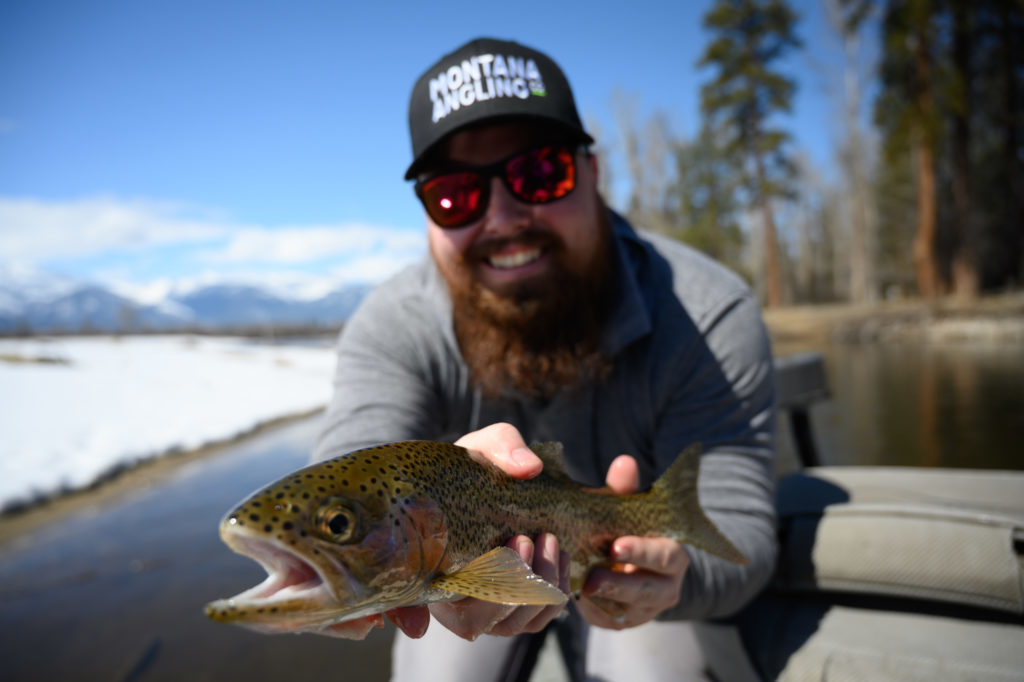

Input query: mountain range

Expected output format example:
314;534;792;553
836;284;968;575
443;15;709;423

0;267;371;334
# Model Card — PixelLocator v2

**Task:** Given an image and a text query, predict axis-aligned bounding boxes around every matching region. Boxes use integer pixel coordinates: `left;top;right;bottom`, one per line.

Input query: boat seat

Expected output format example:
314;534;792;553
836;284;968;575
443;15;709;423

697;466;1024;681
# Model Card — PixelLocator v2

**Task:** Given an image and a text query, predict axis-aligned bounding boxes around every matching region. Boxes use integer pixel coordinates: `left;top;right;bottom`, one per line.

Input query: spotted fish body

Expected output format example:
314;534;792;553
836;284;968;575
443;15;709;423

205;441;746;635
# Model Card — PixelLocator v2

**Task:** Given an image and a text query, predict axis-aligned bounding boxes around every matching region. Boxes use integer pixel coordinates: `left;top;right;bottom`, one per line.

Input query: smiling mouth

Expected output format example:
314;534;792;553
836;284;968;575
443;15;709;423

487;247;543;270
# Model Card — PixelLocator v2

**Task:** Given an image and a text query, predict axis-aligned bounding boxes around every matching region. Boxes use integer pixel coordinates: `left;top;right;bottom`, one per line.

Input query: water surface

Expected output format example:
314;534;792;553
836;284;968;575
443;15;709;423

775;340;1024;471
0;417;394;681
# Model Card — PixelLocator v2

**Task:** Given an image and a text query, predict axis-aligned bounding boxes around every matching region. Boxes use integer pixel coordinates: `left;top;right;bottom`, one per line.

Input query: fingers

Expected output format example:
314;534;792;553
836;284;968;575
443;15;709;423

386;606;431;639
320;613;385;639
578;568;674;630
611;536;690;576
487;534;566;636
604;454;640;494
577;537;690;631
456;422;542;479
429;534;568;640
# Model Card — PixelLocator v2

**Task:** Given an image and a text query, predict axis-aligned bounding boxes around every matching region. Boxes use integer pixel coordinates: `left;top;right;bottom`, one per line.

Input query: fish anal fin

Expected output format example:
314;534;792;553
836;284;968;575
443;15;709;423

430;547;567;606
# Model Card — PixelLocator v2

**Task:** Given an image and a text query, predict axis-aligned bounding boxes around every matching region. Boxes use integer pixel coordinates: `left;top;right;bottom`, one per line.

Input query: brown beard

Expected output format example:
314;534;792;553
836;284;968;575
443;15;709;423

446;207;615;400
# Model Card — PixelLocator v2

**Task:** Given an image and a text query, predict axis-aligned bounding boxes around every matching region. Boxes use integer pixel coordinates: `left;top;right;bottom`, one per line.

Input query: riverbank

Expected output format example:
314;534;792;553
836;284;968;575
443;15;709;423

763;292;1024;345
0;334;336;513
0;409;322;549
4;295;1023;544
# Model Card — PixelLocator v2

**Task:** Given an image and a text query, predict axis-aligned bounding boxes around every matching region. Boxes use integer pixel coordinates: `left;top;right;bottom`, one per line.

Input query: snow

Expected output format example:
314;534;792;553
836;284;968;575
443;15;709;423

0;335;337;510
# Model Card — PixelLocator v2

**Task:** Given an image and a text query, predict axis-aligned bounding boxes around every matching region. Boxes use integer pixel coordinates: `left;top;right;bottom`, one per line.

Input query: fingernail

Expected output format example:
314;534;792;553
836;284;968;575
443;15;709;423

511;447;536;467
542;533;558;561
514;535;534;563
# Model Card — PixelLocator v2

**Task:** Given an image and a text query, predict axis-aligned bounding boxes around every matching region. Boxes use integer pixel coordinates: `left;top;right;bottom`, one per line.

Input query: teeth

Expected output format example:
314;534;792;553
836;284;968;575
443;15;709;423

488;249;541;269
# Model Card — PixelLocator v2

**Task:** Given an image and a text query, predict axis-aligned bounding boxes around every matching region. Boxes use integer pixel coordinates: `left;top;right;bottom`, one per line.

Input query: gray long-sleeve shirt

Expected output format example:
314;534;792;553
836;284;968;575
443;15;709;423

314;211;778;620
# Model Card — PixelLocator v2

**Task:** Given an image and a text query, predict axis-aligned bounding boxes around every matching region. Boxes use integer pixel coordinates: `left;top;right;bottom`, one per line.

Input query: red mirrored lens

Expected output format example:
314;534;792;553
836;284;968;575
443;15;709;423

505;147;576;203
416;146;578;229
420;172;485;227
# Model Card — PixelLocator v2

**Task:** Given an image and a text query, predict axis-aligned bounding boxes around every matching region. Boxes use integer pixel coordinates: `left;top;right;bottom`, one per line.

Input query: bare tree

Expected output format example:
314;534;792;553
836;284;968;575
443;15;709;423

831;0;879;303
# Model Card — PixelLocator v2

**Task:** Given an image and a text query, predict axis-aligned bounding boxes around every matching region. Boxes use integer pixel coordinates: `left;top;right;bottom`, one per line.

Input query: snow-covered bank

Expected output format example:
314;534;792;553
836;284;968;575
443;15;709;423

0;335;337;511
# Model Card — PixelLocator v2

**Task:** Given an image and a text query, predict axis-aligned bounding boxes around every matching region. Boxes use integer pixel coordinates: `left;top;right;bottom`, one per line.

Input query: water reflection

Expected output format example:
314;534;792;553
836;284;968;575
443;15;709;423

777;341;1024;471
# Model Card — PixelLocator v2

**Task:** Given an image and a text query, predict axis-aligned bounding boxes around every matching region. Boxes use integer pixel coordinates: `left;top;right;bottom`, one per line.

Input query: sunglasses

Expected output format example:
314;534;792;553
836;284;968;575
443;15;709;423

414;145;579;229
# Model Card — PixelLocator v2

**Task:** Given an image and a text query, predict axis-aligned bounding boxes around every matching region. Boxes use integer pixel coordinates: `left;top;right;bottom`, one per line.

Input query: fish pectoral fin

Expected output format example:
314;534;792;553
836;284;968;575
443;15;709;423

430;547;567;606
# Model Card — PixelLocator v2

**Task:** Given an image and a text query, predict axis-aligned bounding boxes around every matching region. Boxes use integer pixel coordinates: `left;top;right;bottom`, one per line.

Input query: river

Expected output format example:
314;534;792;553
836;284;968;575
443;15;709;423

775;339;1024;472
0;417;395;681
0;340;1021;681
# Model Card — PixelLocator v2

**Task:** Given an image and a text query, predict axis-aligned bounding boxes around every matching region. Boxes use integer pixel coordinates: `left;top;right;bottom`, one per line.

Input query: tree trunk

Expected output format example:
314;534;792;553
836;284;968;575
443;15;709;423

841;23;876;303
950;0;978;298
914;141;939;298
758;179;785;308
1000;0;1024;285
751;137;784;307
762;198;784;308
912;17;940;298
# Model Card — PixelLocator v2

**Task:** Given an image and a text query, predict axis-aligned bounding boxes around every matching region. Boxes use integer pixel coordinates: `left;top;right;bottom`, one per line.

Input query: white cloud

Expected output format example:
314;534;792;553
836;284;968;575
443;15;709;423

332;253;424;284
0;194;426;294
209;225;424;265
0;196;228;262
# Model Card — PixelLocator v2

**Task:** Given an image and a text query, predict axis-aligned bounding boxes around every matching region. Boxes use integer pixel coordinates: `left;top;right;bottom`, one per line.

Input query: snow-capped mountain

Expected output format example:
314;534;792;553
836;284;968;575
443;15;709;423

0;267;371;333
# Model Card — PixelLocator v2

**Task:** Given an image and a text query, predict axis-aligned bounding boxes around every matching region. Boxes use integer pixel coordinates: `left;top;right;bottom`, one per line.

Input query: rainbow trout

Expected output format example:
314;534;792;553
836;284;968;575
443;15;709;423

205;441;746;635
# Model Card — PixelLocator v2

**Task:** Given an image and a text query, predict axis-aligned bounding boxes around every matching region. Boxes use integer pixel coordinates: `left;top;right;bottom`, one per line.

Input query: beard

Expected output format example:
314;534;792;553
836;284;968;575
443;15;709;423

443;203;615;401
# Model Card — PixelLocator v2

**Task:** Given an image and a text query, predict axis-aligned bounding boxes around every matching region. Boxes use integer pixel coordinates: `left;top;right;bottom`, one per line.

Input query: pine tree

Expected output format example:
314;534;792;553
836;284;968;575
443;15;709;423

876;0;943;298
668;124;747;279
698;0;802;307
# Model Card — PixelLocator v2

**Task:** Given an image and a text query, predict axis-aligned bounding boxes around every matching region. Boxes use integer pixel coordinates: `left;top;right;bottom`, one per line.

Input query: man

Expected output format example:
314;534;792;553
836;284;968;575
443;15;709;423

313;37;777;681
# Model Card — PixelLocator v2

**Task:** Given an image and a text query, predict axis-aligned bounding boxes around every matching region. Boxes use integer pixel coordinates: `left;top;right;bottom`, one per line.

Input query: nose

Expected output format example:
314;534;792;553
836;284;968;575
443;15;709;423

481;177;530;237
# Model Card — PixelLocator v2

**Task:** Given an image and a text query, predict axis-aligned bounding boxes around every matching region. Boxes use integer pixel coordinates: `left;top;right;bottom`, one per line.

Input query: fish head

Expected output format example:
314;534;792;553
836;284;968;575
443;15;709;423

205;450;449;634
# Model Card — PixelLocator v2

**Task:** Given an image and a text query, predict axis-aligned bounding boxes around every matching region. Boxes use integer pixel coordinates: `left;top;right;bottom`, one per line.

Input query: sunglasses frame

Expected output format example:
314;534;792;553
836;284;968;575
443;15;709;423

413;144;585;229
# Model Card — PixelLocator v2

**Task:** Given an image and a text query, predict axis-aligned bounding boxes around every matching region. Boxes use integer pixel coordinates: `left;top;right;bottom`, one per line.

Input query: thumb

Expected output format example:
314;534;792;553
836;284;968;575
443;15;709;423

605;455;639;494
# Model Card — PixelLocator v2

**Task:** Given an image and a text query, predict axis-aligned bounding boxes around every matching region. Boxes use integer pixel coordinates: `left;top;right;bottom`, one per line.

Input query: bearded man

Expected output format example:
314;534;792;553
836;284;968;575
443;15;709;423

313;37;778;682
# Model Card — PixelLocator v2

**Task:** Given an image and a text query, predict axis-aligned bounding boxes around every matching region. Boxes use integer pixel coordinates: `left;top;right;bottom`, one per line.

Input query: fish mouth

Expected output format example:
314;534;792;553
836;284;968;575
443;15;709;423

206;531;344;633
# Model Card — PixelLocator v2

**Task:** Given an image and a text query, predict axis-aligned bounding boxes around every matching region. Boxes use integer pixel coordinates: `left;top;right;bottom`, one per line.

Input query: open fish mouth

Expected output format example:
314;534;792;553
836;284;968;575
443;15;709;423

205;533;342;631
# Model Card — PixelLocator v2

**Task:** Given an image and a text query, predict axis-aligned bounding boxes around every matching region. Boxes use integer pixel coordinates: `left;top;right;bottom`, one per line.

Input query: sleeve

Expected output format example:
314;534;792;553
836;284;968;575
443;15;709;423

654;291;778;621
312;283;447;462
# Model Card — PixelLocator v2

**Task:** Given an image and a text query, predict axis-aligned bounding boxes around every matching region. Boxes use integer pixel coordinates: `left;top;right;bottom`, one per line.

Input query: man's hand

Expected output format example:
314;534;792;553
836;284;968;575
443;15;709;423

575;455;691;630
380;423;568;641
319;428;687;639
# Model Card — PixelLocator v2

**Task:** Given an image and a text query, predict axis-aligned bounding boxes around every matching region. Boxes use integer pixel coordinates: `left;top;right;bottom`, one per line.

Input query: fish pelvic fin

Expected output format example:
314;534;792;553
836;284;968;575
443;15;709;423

429;547;568;606
650;444;749;565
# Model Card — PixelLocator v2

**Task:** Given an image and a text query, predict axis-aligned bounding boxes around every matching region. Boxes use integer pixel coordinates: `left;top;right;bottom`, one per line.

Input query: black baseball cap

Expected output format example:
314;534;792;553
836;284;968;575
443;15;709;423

404;37;594;180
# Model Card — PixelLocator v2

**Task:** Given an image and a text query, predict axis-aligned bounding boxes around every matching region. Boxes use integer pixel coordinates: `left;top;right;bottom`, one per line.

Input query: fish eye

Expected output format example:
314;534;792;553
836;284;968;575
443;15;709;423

314;502;359;543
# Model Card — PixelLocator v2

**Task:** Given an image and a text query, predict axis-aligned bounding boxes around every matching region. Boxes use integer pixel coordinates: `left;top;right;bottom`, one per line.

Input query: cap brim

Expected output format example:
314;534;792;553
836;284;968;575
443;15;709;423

404;117;594;180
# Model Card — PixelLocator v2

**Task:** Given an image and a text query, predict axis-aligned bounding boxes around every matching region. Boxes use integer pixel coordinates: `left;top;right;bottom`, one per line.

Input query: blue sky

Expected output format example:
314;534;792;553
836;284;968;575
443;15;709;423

0;0;868;300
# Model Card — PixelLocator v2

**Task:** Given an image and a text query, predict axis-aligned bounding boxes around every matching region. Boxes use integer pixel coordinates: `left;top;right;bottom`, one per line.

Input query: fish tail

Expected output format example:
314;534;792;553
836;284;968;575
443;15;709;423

649;444;748;564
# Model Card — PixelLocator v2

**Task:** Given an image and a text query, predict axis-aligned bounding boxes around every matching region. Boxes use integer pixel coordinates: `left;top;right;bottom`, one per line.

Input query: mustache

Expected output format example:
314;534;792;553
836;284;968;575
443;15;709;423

463;227;561;263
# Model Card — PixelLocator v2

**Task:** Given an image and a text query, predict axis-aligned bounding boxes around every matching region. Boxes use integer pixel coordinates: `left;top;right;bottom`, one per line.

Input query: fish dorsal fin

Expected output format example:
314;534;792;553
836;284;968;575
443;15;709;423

429;547;567;606
530;442;574;483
